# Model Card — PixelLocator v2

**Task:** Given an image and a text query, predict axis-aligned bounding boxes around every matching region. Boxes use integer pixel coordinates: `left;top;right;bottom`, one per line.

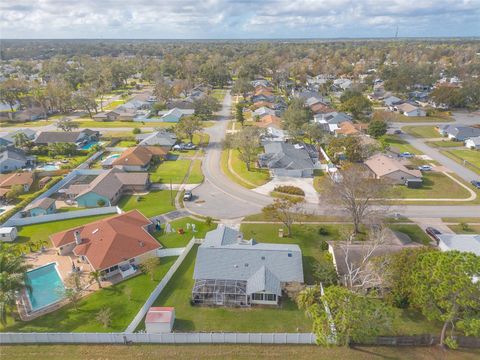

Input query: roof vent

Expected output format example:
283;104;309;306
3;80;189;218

261;256;265;260
92;229;99;234
234;264;238;268
139;241;144;247
244;263;249;267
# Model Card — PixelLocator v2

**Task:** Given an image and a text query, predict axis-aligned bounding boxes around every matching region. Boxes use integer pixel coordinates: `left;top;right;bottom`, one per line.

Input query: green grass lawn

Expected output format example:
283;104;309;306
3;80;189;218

36;154;90;169
143;246;312;332
382;135;423;155
103;99;126;111
394;115;452;123
115;140;137;147
442;217;480;223
118;190;176;217
228;149;270;188
211;88;226;102
447;224;480;234
1;258;176;333
73;120;175;129
388;172;471;199
402;126;440;138
150;160;191;183
388;224;432;245
9;214;112;254
152;217;216;248
188;159;204;183
442;150;480;175
426;140;462;148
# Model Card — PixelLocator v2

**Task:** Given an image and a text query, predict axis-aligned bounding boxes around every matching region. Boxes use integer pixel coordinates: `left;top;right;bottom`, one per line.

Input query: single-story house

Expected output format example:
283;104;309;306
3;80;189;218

192;225;303;307
333;78;353;91
111;146;154;171
254;114;282;129
252;101;274;110
0;171;34;193
145;307;175;333
437;234;480;256
383;96;403;108
50;210;161;279
251;79;271;88
158;108;195;123
310;102;335;114
253;107;276;119
71;168;150;207
364;154;422;185
0;149;36;174
24;197;56;217
465;136;480;150
335;121;368;136
395;103;426;117
136;130;177;148
439;125;480;141
0;129;37;147
328;228;421;286
258;141;320;178
313;112;352;132
34;129;99;147
251;94;275;104
0;227;17;242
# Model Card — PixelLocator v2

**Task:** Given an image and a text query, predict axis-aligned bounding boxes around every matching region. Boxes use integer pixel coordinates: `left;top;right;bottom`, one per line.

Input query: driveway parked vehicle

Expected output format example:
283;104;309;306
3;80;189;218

471;180;480;189
418;165;432;171
425;227;442;244
394;130;402;134
399;152;414;158
184;143;197;150
183;190;193;201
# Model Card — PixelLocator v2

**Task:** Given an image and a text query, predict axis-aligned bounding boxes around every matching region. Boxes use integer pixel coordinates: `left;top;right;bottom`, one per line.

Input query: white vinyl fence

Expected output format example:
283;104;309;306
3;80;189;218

125;238;197;333
157;248;185;257
0;332;316;344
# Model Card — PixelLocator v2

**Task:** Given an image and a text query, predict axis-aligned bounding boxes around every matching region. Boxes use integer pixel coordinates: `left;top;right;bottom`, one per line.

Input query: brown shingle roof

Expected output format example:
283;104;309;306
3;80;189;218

0;172;34;189
365;154;422;179
50;210;161;271
254;115;282;129
112;146;152;167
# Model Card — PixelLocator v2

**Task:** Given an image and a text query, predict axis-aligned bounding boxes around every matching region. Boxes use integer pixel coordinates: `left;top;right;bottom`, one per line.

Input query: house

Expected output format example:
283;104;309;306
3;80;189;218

0;227;17;242
254;115;282;129
335;122;367;136
252;101;275;109
364;154;422;185
332;78;353;92
253;107;276;119
258;142;320;177
251;79;271;88
145;307;175;333
395;103;426;117
310;102;335;115
12;107;46;121
313;112;353;132
136;130;177;148
0;129;36;147
71;168;150;207
158;108;194;123
192;225;303;306
251;94;275;104
261;127;288;142
34;129;99;147
439;125;480;141
465;136;480;149
50;210;161;279
0;171;34;192
24;197;56;217
383;96;403;109
111;146;154;171
328;228;421;286
437;234;480;256
0;149;36;173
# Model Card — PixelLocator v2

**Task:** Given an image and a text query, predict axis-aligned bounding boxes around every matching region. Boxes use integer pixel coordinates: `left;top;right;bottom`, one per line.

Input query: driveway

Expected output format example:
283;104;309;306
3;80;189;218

253;176;319;204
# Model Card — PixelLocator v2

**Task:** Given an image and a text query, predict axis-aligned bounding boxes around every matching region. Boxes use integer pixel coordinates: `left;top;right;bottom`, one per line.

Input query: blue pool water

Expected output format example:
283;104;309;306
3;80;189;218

81;141;98;150
38;164;60;171
26;263;65;311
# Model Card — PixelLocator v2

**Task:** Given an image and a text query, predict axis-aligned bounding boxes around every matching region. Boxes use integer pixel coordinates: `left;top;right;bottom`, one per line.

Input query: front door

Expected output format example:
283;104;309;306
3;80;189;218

215;292;224;305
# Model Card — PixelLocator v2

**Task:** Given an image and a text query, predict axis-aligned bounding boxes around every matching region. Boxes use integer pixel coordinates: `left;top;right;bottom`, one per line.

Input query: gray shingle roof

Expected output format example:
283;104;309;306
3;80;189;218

246;266;282;296
441;125;480;141
136;131;177;147
258;142;315;171
194;225;304;291
25;197;55;211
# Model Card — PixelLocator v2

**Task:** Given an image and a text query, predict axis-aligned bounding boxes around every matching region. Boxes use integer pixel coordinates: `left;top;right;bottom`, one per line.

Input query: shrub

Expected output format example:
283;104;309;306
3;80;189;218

319;239;329;251
273;185;305;196
318;227;329;236
132;127;141;134
205;216;213;226
460;222;470;231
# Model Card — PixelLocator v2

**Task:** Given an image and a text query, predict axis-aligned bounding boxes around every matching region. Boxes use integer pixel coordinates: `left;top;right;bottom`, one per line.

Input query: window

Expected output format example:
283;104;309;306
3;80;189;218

252;293;263;301
261;256;265;260
265;294;276;302
288;253;292;257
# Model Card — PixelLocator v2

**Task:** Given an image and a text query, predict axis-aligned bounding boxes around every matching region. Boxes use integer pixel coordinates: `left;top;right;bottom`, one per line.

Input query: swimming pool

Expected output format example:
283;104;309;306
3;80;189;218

37;164;60;171
26;263;65;311
81;141;99;150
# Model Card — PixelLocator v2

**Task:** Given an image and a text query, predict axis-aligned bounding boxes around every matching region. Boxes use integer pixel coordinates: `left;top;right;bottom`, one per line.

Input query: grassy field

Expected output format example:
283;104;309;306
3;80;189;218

5;345;479;360
118;190;176;217
389;224;432;245
150;159;191;183
144;246;312;332
442;149;480;175
402;126;440;138
447;224;480;234
1;258;176;333
152;217;216;248
9;214;112;253
426;140;462;148
382;135;423;155
0;119;56;127
388;172;471;199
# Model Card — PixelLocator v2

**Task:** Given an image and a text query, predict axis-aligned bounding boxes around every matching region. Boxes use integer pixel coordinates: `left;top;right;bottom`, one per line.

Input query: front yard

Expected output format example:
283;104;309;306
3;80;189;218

402;126;440;138
394;115;451;123
221;149;270;189
426;140;462;148
442;149;480;175
149;159;192;183
2;257;177;332
388;224;432;245
118;190;177;217
382;135;423;155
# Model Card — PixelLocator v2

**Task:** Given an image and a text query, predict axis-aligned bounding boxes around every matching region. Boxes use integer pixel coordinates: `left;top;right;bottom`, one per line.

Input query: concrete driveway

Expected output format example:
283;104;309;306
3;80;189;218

253;176;319;204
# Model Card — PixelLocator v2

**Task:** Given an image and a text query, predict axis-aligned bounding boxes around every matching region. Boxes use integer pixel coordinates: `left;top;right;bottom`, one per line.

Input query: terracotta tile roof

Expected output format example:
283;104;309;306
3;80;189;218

50;210;161;271
335;121;359;135
0;172;34;189
113;146;152;167
254;115;282;129
254;88;273;97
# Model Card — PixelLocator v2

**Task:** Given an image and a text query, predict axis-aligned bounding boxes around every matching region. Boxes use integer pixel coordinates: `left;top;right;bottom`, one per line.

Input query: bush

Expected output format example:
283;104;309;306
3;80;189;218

273;185;305;196
132;127;141;135
318;227;329;236
319;239;329;251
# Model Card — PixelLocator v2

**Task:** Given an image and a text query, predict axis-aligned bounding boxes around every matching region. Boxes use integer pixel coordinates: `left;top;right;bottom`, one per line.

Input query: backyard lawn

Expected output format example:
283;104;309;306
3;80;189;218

402;126;440;138
388;172;471;199
149;160;191;183
118;190;176;217
442;149;480;175
388;224;432;245
152;217;216;248
9;214;112;253
1;257;177;333
143;246;312;332
382;135;423;155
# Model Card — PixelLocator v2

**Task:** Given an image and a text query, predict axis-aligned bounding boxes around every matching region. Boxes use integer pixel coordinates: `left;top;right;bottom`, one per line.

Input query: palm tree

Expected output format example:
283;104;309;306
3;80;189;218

89;270;102;288
296;285;322;318
0;247;31;325
12;133;29;148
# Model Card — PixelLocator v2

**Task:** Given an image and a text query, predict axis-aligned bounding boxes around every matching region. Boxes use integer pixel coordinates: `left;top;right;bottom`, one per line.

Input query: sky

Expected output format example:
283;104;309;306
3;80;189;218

1;0;479;39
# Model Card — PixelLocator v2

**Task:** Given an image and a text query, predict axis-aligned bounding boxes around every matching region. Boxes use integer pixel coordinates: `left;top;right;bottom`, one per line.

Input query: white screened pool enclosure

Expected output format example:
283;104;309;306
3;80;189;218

192;279;249;307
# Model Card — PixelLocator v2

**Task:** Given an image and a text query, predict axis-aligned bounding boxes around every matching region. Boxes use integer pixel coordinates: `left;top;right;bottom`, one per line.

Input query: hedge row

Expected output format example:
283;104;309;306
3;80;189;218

273;185;305;196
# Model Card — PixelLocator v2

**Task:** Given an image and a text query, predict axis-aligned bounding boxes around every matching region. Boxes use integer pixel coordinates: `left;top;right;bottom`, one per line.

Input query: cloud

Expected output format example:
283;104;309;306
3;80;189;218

0;0;479;38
